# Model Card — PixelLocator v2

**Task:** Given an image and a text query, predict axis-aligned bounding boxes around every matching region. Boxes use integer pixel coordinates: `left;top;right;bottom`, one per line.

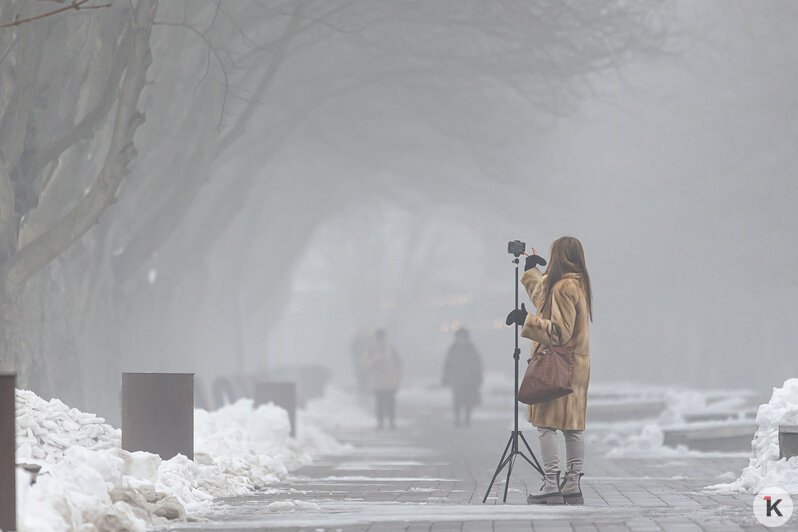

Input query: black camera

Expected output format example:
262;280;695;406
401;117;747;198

507;240;525;257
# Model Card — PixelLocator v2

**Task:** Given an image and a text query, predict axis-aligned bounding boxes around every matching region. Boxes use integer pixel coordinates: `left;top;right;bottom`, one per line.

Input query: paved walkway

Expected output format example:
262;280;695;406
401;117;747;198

168;401;769;532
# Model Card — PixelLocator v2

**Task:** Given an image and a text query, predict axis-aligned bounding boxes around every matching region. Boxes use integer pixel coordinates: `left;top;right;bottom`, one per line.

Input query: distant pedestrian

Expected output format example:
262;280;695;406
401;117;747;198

362;329;403;430
442;328;483;428
506;236;592;506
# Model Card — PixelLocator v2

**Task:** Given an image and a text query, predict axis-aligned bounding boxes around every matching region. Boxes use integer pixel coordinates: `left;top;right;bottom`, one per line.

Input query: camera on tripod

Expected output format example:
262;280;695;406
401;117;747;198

507;240;525;257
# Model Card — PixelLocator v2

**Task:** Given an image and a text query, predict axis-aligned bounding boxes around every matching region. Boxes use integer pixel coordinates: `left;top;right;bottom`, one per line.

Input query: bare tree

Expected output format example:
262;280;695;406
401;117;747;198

0;0;158;377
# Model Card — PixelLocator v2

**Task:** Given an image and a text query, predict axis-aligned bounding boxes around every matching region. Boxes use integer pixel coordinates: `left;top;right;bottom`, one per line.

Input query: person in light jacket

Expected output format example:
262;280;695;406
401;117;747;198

506;236;592;505
362;329;403;430
442;328;483;428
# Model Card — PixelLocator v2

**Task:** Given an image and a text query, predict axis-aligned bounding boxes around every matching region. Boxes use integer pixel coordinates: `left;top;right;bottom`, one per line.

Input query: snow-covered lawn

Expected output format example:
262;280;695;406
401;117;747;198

14;389;351;531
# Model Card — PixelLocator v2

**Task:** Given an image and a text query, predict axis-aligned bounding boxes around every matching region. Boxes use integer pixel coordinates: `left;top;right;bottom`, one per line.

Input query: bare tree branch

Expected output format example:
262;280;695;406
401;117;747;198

26;25;132;191
0;0;110;29
114;1;308;282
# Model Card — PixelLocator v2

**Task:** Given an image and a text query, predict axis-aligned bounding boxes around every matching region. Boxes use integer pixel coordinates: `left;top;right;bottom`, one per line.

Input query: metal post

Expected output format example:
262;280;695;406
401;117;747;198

254;382;297;437
514;258;520;434
0;374;15;532
122;373;194;460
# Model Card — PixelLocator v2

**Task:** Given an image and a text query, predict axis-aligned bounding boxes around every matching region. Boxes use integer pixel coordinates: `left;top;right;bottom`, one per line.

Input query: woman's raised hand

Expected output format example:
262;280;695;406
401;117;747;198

525;252;547;271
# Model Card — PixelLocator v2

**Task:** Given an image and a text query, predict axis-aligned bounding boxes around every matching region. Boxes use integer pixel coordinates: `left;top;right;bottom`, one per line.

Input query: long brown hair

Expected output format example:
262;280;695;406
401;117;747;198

543;236;593;321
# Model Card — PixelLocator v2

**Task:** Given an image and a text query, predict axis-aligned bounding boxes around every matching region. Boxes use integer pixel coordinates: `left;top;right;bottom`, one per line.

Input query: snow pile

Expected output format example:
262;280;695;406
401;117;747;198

708;378;798;494
17;446;185;532
191;398;348;504
15;389;120;464
600;423;687;458
264;499;321;512
15;391;342;531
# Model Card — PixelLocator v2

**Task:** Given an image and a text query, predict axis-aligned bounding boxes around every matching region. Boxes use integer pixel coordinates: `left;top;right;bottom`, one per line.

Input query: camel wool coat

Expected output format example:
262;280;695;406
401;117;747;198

520;267;590;431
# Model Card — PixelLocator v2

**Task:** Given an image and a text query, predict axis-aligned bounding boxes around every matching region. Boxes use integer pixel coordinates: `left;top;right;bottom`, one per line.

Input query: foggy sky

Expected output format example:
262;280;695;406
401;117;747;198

251;1;798;392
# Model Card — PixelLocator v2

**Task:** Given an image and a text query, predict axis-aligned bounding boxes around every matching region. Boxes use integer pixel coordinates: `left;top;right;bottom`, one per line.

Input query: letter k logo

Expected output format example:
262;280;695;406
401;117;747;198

765;496;783;517
755;488;792;526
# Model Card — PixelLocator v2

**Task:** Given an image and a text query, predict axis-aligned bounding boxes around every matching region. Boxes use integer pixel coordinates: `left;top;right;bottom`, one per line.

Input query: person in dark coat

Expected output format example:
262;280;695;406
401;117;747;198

442;328;483;427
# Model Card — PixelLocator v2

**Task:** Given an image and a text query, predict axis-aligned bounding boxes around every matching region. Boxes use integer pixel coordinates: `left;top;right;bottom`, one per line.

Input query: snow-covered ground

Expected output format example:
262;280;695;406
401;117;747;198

585;382;757;458
13;389;354;531
708;378;798;494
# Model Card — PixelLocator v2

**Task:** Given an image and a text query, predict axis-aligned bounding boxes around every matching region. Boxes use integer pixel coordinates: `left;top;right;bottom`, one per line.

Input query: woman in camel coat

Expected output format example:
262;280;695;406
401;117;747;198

506;236;592;506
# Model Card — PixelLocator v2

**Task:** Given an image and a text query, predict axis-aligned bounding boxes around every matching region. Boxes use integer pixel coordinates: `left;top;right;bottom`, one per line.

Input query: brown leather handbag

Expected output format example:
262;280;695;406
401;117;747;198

518;342;574;405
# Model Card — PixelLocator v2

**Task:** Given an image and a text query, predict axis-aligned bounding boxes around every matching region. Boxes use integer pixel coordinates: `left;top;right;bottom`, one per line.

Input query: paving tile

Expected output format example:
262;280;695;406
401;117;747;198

569;522;599;532
493;522;533;531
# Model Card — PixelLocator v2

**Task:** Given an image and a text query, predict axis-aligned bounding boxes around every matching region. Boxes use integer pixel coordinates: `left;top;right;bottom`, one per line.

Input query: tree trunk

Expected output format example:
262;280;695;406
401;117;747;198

0;286;22;377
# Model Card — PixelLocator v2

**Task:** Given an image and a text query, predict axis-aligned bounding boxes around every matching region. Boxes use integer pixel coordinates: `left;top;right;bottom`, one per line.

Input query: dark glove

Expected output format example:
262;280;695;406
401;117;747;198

524;254;547;271
505;303;528;326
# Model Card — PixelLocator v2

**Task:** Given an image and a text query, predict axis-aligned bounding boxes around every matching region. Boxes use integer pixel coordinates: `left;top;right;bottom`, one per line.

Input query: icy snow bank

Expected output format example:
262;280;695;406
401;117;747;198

15;392;342;531
17;446;184;532
15;389;120;464
708;378;798;494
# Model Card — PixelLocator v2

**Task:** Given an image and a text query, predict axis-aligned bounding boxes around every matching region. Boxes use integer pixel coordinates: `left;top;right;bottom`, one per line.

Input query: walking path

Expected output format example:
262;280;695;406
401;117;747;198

168;401;768;531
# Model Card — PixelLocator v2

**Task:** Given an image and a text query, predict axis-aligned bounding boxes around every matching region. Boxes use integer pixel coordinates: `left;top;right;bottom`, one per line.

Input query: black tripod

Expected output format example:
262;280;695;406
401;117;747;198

482;255;544;503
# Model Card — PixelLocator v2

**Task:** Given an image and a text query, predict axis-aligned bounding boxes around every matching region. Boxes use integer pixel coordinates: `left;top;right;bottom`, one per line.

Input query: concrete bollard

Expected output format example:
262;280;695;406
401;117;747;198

122;373;194;460
254;382;297;438
0;374;15;532
779;425;798;459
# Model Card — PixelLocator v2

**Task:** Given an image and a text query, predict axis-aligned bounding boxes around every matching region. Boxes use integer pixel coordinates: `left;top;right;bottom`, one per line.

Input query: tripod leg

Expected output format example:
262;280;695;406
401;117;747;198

502;454;516;503
497;451;513;471
482;435;513;503
518;432;544;476
516;451;540;472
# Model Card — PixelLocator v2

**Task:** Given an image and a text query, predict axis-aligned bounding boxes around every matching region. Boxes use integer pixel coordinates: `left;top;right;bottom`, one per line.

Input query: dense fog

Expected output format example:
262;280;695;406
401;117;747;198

0;0;795;423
